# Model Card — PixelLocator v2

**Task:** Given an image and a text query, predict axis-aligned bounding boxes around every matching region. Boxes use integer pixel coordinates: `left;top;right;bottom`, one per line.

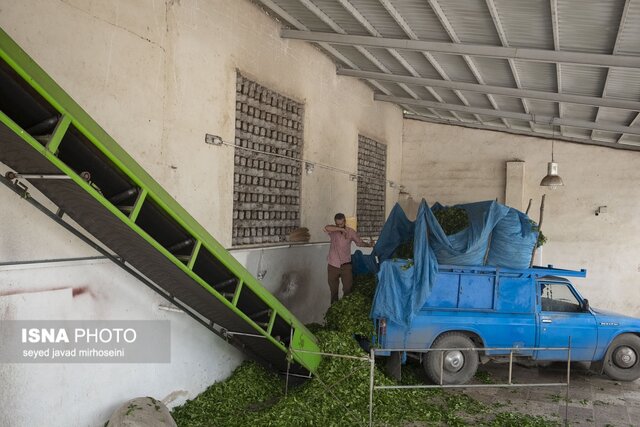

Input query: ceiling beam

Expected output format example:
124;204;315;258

376;0;478;122
485;0;534;131
297;0;424;106
335;0;444;119
255;0;403;102
404;113;640;152
338;69;640;111
281;30;640;69
376;94;640;135
593;0;632;141
426;0;511;128
619;114;640;145
550;0;565;136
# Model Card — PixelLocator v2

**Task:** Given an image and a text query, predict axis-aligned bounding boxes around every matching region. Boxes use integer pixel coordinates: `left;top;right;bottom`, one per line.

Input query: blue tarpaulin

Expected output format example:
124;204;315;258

352;203;415;274
370;201;438;327
429;201;510;266
486;208;538;269
366;199;538;327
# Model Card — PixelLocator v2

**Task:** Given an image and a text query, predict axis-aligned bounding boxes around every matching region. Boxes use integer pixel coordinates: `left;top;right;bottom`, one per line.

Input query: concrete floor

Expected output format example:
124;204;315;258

465;361;640;426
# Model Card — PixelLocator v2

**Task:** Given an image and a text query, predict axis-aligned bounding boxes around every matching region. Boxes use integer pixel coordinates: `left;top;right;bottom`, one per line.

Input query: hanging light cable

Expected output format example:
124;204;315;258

540;127;564;189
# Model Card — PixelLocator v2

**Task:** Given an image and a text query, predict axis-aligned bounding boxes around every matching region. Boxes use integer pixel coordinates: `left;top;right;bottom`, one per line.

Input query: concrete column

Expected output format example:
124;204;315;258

505;161;525;210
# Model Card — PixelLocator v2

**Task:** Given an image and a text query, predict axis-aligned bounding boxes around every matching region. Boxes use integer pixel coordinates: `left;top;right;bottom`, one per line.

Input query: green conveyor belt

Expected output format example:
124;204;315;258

0;27;320;375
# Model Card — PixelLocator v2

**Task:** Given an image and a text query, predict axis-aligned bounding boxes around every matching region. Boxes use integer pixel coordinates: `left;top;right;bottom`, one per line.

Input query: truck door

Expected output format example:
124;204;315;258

536;281;597;361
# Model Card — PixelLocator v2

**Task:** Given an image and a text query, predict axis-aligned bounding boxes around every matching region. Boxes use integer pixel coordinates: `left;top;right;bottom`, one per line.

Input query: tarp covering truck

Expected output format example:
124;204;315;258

360;200;640;384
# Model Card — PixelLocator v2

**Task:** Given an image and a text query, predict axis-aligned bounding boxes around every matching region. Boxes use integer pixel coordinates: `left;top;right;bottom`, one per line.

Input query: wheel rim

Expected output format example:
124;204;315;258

613;346;637;369
443;350;465;372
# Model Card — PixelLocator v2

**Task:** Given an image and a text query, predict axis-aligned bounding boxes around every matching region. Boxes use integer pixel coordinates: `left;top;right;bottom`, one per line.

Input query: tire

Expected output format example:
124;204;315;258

603;334;640;382
423;332;479;385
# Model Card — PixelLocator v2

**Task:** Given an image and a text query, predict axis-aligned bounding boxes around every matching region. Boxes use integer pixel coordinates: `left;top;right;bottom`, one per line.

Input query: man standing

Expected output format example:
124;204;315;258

324;213;373;304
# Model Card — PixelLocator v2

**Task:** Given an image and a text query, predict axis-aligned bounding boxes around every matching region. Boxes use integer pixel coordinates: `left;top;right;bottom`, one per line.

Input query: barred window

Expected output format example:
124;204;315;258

232;73;304;246
356;135;386;237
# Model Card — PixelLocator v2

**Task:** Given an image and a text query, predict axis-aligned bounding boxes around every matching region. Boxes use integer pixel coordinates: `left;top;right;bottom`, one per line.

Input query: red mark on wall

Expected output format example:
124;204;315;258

0;286;93;298
71;286;89;297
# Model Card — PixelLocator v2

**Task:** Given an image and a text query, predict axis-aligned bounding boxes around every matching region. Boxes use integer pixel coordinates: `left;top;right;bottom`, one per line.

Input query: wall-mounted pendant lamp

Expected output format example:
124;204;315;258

540;130;564;190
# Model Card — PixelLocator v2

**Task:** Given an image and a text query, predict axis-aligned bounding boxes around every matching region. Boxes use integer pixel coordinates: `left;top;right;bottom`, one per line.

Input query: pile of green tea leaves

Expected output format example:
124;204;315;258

393;240;414;259
172;275;558;426
392;206;470;260
530;220;547;248
434;206;470;236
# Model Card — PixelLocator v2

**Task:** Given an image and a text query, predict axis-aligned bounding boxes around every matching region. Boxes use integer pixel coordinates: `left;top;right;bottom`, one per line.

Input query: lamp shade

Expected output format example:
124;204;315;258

540;162;564;188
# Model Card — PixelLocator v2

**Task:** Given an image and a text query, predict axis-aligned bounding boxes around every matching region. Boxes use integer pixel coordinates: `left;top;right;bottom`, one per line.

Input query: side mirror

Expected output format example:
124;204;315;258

582;299;590;312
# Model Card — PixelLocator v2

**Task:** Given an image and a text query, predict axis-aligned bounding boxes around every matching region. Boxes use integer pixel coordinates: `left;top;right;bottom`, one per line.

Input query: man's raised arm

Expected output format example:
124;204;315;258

324;225;346;233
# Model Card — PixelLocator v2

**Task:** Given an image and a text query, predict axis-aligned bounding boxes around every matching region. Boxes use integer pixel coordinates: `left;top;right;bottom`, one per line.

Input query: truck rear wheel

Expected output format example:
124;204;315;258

603;334;640;382
423;332;478;385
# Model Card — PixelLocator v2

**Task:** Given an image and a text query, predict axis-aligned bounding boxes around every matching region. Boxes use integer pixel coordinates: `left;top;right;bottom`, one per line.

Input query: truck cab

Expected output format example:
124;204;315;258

375;265;640;384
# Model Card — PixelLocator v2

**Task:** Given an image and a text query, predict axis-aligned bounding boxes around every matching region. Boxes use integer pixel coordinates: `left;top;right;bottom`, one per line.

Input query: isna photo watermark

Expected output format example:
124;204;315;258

1;320;170;363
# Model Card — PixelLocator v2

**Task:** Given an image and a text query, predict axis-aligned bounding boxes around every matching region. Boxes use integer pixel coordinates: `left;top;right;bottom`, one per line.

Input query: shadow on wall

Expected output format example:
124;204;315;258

276;271;312;309
237;244;331;324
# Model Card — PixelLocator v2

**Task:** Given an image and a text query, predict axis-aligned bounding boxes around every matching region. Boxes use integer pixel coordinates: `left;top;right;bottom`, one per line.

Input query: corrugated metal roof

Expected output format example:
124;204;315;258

478;115;506;125
429;53;480;83
509;119;533;130
329;45;380;72
269;0;334;31
491;95;526;113
437;110;459;120
404;84;438;102
563;104;598;122
256;0;640;151
596;107;637;125
592;130;622;142
561;65;607;97
431;87;466;105
458;91;495;109
531;123;555;134
471;57;516;87
392;50;442;79
455;112;478;122
347;0;408;38
303;0;369;34
366;47;416;75
491;0;554;49
528;100;559;117
514;61;557;92
606;68;640;100
557;0;627;54
434;0;501;45
619;134;640;146
616;0;640;55
563;127;594;139
385;0;451;41
378;80;413;97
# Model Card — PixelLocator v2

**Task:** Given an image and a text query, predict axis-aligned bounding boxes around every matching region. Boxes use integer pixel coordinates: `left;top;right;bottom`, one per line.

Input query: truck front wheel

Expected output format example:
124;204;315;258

603;334;640;382
423;332;478;385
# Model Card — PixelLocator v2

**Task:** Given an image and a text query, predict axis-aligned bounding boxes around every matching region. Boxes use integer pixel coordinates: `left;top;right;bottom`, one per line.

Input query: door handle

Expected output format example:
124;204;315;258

541;319;553;323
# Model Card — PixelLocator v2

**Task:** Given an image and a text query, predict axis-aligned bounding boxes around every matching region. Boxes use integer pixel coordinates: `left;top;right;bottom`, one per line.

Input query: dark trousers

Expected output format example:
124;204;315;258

328;263;353;304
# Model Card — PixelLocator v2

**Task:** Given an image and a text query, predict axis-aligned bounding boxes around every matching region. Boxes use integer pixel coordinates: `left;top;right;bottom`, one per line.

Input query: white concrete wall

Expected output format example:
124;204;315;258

229;242;374;326
402;119;640;316
230;243;333;325
0;257;240;427
0;0;403;425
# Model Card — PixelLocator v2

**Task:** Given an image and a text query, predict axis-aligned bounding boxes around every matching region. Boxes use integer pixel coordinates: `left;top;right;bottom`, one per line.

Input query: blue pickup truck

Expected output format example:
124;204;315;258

375;265;640;384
